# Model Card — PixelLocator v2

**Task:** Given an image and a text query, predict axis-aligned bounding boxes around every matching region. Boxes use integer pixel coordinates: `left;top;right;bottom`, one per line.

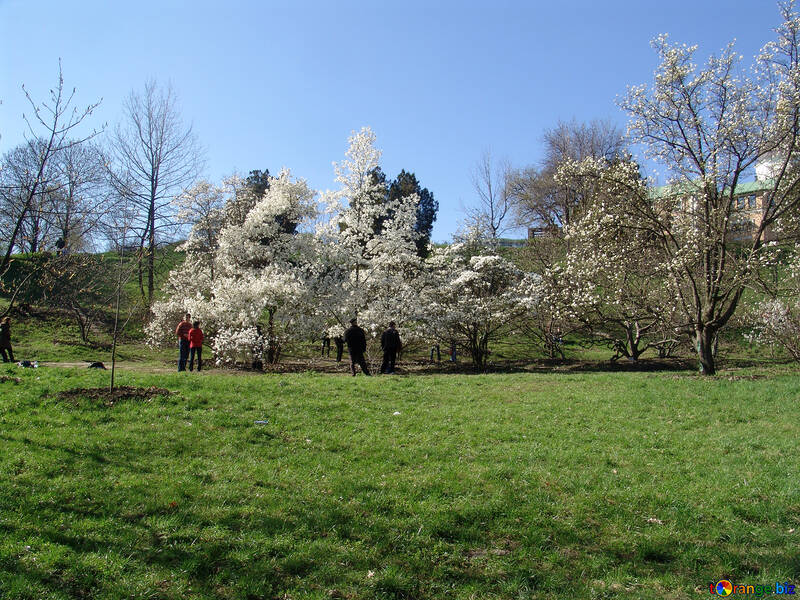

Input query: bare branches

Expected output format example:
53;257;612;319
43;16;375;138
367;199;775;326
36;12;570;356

108;79;204;305
461;150;514;247
1;62;102;271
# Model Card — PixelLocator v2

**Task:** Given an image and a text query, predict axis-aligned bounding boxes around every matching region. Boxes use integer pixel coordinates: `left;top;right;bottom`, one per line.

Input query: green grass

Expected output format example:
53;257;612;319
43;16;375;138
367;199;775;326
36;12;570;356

1;365;798;599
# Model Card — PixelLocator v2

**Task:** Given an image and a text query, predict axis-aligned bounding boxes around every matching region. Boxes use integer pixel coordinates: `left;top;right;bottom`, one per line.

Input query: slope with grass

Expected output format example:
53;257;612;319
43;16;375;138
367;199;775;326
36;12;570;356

0;365;797;599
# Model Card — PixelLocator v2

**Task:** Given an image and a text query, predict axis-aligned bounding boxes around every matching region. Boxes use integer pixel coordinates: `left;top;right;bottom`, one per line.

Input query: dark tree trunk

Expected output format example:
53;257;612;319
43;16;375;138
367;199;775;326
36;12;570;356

696;326;717;375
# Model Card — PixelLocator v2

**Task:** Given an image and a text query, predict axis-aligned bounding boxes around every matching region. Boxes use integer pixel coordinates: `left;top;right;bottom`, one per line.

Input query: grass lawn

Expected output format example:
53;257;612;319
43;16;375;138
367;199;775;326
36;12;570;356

0;365;798;599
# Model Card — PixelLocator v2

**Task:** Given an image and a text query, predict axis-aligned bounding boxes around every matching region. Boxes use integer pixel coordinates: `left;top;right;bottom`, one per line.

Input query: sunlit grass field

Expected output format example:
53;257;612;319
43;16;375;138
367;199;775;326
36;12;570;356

1;364;798;599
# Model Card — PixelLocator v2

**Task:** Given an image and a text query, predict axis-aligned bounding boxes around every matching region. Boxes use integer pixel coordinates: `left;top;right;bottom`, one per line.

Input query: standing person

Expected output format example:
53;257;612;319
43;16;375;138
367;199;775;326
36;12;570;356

321;333;331;357
343;318;370;376
175;313;192;372
188;320;204;372
333;335;344;362
0;317;14;363
380;321;402;374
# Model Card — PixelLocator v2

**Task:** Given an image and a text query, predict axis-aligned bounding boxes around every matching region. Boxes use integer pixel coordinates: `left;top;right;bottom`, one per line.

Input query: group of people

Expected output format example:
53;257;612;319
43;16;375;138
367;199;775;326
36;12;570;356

174;313;402;376
175;313;204;372
340;318;403;376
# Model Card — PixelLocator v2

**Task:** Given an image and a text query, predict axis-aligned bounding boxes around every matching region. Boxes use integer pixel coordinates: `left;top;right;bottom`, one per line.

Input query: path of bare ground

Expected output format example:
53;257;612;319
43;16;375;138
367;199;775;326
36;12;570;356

37;356;786;376
39;356;700;375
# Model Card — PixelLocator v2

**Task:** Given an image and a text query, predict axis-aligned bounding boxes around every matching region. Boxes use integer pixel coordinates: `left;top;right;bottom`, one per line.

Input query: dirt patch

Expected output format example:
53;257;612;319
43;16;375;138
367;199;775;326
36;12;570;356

56;386;173;406
0;375;22;383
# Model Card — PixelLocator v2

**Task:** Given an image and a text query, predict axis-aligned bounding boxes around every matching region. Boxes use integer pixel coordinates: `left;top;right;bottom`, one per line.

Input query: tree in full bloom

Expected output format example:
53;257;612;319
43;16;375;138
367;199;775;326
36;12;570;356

315;128;426;344
147;169;319;365
556;158;681;361
747;244;800;361
420;245;537;369
607;2;800;374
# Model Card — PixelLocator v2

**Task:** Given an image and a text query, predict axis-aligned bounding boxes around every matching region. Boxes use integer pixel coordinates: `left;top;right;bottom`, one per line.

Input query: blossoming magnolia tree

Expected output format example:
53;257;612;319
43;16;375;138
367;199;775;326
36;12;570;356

749;245;800;361
149;128;437;365
315;127;427;343
420;246;538;369
203;169;318;364
604;3;800;374
557;158;681;361
148;169;319;365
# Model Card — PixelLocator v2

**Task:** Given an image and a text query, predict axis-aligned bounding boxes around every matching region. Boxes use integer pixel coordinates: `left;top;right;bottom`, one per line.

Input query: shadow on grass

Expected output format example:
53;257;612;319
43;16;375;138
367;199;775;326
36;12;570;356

196;356;797;377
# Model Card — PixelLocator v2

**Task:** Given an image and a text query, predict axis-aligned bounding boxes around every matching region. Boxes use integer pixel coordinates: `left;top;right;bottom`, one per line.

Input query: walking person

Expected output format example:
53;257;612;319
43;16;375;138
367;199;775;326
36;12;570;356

175;313;192;372
343;318;370;376
334;335;344;362
380;321;402;374
188;320;204;372
0;316;14;363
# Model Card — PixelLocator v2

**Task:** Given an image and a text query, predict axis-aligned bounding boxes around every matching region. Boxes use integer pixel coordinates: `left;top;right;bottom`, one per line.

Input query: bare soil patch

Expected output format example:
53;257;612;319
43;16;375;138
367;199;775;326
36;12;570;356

56;386;173;406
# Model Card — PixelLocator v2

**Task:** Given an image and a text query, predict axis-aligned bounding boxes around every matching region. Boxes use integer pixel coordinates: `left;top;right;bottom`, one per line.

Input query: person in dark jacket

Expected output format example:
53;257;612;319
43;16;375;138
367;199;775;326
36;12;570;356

343;318;370;376
333;335;344;362
0;316;14;363
321;333;331;357
380;321;402;374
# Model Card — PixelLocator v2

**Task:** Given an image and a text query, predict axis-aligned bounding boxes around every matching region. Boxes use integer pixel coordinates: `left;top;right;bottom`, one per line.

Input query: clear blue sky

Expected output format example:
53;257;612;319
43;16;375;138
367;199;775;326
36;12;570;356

0;0;780;241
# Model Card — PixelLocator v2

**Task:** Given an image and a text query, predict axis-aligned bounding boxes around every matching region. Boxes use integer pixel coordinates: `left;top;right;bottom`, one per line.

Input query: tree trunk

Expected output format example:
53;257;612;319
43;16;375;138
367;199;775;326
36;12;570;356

695;326;717;375
148;203;155;306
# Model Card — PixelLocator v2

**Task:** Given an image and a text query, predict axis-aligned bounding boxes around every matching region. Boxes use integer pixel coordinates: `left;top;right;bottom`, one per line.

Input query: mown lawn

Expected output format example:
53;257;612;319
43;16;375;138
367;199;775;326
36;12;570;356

0;365;798;599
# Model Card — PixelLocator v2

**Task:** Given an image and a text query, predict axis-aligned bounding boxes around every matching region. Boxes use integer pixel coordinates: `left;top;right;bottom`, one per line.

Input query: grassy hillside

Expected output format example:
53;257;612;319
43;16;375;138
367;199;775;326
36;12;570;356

0;365;798;599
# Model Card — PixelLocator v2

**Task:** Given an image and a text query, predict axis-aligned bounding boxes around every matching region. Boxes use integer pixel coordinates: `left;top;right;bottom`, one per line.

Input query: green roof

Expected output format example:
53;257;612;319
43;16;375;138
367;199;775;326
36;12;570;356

652;178;773;198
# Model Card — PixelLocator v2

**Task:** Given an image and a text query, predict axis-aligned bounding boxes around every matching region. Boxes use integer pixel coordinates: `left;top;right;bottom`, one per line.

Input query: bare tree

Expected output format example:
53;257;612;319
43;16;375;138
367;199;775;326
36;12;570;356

509;119;626;232
109;80;203;306
461;150;514;248
0;63;101;273
0;141;58;253
49;141;114;252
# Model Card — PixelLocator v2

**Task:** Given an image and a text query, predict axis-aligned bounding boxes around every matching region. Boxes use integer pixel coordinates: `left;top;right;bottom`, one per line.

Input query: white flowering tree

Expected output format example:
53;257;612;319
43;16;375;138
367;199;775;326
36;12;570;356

173;179;226;280
147;169;319;365
420;246;537;369
611;3;800;374
316;128;426;343
748;245;800;361
206;169;318;364
557;158;682;361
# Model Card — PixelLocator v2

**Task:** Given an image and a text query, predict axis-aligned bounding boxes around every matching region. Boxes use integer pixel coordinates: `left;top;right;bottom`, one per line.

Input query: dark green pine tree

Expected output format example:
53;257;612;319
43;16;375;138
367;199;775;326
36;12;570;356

388;169;438;257
245;169;271;198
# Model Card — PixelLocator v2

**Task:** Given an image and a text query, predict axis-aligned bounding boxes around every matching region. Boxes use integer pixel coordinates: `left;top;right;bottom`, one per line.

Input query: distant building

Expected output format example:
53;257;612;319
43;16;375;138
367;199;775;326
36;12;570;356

527;224;561;239
653;158;777;243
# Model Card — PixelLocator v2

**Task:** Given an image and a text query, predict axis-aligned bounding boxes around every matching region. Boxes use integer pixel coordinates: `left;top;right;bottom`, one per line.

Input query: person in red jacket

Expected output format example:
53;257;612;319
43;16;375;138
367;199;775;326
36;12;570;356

188;320;204;372
175;313;192;371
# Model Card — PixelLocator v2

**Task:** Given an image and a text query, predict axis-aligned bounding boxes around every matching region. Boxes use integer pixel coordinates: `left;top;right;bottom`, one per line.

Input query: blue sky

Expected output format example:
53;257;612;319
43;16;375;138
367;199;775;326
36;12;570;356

0;0;780;241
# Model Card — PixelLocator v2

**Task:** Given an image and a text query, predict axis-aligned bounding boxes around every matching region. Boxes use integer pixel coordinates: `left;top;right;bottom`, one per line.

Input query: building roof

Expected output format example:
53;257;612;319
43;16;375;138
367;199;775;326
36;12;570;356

652;178;773;198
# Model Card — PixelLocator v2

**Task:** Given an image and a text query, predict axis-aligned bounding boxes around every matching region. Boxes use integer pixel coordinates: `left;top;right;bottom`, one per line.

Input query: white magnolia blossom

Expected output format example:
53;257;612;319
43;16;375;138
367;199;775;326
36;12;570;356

556;158;682;360
614;7;800;374
420;245;538;368
315;127;426;342
749;244;800;362
148;168;320;365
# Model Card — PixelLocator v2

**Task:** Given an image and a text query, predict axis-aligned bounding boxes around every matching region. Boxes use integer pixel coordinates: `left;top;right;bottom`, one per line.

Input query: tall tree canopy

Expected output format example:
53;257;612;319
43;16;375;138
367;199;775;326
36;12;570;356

388;169;437;256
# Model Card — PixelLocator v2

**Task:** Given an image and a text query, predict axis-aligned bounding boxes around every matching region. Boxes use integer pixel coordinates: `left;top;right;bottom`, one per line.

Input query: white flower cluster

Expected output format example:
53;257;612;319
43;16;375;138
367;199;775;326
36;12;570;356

149;128;546;367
